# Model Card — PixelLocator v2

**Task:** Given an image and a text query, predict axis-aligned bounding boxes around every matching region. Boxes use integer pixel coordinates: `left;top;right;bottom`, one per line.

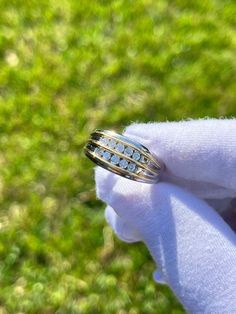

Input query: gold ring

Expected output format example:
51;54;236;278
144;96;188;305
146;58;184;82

84;129;164;184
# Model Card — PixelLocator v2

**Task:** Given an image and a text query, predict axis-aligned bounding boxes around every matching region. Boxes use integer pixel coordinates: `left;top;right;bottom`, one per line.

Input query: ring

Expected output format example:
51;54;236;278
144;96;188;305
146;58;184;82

84;129;164;184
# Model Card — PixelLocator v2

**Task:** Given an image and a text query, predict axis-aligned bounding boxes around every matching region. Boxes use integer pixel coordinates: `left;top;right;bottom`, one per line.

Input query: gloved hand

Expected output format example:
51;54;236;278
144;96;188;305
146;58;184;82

95;119;236;314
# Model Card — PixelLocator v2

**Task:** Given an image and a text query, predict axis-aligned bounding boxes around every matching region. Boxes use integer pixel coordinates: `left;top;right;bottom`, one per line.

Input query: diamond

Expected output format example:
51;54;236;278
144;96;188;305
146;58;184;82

132;151;141;161
119;159;128;169
108;139;116;148
116;142;125;153
100;137;109;146
127;162;136;172
124;146;133;156
103;150;111;160
94;147;103;156
111;154;120;165
140;155;147;163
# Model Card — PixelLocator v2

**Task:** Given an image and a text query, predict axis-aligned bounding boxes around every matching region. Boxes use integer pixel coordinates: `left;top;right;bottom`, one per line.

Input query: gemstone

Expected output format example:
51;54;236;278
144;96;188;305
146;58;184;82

108;139;116;148
100;137;109;146
116;142;125;153
140;155;147;163
132;151;141;161
94;147;103;156
103;150;111;160
124;146;133;156
111;154;120;165
127;162;136;172
119;159;128;169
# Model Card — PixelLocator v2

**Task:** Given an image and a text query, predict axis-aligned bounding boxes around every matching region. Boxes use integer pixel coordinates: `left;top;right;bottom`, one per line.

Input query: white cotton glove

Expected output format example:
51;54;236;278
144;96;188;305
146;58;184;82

95;119;236;314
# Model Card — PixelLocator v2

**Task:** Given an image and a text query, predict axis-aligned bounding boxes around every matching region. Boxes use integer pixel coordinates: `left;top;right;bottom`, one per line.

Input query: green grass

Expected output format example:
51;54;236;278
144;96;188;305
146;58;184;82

0;0;235;313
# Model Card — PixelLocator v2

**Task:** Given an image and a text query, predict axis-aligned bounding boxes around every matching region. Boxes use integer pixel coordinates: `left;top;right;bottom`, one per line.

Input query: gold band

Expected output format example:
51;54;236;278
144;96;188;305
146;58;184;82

84;129;164;184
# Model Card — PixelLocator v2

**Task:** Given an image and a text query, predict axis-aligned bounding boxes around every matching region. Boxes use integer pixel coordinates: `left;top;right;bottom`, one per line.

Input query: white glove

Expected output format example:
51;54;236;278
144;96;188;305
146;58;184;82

95;119;236;314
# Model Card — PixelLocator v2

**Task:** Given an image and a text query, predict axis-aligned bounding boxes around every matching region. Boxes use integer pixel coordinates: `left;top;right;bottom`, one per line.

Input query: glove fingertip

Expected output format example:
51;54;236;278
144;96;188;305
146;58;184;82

105;206;142;243
94;166;117;202
123;122;151;138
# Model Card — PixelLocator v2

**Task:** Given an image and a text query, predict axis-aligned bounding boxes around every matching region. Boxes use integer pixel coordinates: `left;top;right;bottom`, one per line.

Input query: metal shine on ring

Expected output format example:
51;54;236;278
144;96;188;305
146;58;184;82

84;129;165;184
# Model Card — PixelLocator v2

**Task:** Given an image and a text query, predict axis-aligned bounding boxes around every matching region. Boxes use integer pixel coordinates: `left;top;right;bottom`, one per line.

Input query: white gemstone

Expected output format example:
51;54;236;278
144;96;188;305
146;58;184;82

140;155;147;163
116;142;125;153
127;162;136;172
100;137;109;146
132;151;141;161
111;154;120;164
108;139;116;148
103;151;111;160
119;159;128;169
94;147;103;156
124;146;133;156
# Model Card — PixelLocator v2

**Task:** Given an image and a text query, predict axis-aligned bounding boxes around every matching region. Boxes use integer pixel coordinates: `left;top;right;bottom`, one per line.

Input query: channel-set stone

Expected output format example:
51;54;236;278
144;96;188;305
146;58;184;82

119;159;128;169
116;142;125;153
127;162;136;172
94;147;103;156
108;139;117;148
111;154;120;165
124;146;133;156
140;155;147;163
132;151;141;161
103;150;111;160
100;137;109;146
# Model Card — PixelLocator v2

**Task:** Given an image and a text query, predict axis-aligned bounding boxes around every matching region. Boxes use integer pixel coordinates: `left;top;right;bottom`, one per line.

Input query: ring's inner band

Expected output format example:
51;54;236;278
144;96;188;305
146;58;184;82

84;129;163;183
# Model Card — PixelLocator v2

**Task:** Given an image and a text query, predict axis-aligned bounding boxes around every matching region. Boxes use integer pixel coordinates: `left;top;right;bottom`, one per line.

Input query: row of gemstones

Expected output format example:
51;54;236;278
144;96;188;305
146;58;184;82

99;137;147;163
94;147;137;172
93;137;148;173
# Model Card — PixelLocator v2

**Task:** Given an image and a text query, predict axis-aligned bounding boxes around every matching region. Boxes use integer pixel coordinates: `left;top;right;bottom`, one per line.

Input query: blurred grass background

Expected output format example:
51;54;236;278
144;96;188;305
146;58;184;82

0;0;235;313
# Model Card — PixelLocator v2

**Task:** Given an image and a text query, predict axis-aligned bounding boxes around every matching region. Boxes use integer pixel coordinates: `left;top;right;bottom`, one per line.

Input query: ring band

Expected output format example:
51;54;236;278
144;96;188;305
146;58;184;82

84;129;164;184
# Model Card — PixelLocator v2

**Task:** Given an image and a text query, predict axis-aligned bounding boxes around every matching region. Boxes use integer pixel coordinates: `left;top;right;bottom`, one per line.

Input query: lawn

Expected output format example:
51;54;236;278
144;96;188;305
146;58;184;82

0;0;235;313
